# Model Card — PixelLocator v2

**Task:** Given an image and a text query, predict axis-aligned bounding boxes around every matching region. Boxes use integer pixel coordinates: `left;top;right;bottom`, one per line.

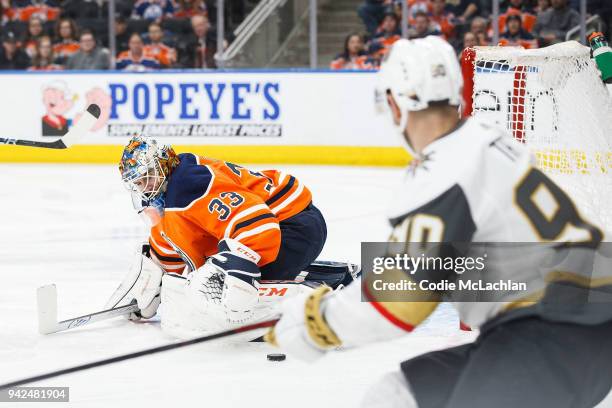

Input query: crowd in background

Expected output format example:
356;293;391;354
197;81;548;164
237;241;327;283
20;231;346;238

331;0;612;69
0;0;609;71
0;0;252;70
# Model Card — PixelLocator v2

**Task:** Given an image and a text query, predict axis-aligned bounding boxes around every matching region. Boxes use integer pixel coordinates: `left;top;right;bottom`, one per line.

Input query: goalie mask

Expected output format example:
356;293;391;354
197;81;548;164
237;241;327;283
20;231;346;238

119;136;179;209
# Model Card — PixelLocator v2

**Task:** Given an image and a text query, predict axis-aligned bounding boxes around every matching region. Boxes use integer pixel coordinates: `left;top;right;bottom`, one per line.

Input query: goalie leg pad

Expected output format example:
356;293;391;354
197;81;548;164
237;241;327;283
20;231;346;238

185;254;261;326
160;272;226;339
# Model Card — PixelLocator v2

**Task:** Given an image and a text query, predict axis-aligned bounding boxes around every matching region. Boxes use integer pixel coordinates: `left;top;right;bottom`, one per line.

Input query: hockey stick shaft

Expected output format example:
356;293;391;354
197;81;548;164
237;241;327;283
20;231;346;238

54;302;140;333
0;318;278;390
0;104;100;149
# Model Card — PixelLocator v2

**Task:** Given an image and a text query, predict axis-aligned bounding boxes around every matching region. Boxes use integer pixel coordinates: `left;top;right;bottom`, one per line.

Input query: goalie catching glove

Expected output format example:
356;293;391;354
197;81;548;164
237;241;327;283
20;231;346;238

105;242;163;320
185;238;262;325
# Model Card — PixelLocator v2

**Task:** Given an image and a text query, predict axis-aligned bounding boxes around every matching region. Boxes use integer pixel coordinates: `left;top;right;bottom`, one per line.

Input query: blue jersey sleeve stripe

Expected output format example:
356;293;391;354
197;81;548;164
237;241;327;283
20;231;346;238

232;212;276;236
265;176;295;206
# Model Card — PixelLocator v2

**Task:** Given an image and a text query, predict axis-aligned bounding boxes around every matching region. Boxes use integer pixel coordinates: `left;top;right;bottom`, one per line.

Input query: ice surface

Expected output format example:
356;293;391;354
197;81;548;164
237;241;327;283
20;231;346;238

0;164;609;408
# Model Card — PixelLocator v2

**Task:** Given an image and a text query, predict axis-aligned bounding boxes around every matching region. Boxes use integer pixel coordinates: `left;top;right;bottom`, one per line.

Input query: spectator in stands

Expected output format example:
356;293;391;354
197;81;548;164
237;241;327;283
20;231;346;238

533;0;579;46
65;30;110;70
116;33;160;71
462;31;478;50
115;15;131;53
469;16;490;45
535;0;551;14
23;15;45;58
181;14;216;68
330;32;373;70
144;22;176;68
29;35;62;70
132;0;175;20
53;18;79;65
445;0;479;23
371;12;401;49
409;11;439;39
499;13;538;48
0;31;30;69
430;0;456;40
367;12;400;66
405;0;433;25
175;0;207;19
358;0;392;35
497;0;537;33
13;0;59;22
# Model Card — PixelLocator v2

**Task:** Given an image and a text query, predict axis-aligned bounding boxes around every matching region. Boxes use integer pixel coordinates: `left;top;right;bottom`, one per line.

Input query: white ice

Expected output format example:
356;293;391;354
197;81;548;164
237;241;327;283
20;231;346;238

0;164;610;408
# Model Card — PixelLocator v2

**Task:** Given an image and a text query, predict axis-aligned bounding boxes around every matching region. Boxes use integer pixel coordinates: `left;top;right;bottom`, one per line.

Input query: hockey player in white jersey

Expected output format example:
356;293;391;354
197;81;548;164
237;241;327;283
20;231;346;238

266;37;612;408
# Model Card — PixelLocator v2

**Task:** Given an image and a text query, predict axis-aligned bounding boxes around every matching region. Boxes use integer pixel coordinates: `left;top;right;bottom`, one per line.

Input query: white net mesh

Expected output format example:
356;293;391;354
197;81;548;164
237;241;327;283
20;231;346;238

469;41;612;231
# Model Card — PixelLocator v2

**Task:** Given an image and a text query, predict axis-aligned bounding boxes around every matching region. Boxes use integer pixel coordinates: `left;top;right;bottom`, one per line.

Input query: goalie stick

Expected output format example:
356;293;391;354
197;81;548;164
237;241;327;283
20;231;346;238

0;103;100;149
0;318;278;390
37;284;140;335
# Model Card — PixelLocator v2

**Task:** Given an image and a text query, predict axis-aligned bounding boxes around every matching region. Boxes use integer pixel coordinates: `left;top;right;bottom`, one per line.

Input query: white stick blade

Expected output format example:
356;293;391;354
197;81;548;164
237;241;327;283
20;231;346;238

61;104;100;147
37;284;58;335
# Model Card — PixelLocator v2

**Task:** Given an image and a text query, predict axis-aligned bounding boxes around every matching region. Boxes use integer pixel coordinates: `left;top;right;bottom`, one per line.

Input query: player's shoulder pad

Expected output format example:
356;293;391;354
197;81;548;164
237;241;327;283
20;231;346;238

165;153;214;210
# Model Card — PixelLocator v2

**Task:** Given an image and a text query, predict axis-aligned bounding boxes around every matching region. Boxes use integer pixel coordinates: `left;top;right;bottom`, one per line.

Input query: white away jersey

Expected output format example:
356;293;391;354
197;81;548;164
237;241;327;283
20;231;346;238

323;117;611;350
384;117;605;328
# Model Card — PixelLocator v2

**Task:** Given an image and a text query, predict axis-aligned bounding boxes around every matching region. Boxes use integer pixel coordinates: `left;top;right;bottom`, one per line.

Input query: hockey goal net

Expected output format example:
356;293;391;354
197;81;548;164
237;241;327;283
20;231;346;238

462;41;612;232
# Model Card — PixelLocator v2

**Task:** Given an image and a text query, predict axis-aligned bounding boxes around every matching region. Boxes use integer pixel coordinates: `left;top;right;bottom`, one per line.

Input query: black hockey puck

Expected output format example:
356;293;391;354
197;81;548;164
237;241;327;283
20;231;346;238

267;353;286;362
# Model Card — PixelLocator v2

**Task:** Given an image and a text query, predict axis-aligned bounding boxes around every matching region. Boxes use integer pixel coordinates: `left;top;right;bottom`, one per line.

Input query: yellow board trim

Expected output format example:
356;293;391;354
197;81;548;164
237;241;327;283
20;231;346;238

0;144;411;166
534;149;612;175
3;144;609;169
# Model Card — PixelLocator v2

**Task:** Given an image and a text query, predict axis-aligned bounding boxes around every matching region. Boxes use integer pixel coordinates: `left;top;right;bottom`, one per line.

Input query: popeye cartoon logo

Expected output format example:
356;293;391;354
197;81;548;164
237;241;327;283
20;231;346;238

41;82;111;137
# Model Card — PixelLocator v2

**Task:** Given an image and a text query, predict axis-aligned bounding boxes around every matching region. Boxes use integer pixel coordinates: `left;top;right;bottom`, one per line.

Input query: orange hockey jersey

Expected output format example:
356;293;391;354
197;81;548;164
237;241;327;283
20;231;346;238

149;153;312;274
143;43;177;67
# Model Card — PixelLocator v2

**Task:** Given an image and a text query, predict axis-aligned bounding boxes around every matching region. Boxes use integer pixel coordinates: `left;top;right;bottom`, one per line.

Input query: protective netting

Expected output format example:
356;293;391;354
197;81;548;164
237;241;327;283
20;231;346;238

467;41;612;232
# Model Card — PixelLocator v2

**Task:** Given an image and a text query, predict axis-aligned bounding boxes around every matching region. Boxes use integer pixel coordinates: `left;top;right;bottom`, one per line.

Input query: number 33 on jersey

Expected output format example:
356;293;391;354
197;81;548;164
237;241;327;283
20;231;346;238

148;154;312;273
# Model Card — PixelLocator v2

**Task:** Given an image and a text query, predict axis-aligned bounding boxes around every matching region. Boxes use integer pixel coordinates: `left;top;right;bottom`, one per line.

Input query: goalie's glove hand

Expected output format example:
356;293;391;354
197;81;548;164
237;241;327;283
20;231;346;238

105;243;163;320
186;239;261;324
265;286;342;363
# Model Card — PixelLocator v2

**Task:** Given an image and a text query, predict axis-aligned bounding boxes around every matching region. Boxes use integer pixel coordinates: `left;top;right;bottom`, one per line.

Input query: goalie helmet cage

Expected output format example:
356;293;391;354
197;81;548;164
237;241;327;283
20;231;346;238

461;41;612;232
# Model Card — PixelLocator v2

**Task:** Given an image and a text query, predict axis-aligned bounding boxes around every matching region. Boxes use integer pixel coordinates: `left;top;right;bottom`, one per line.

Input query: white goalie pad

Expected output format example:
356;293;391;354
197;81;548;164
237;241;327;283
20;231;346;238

185;259;260;326
160;272;314;340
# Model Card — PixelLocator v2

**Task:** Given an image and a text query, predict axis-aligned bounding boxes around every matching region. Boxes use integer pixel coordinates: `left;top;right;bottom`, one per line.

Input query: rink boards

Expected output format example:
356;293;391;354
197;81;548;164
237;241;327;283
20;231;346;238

0;70;409;166
1;69;609;168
